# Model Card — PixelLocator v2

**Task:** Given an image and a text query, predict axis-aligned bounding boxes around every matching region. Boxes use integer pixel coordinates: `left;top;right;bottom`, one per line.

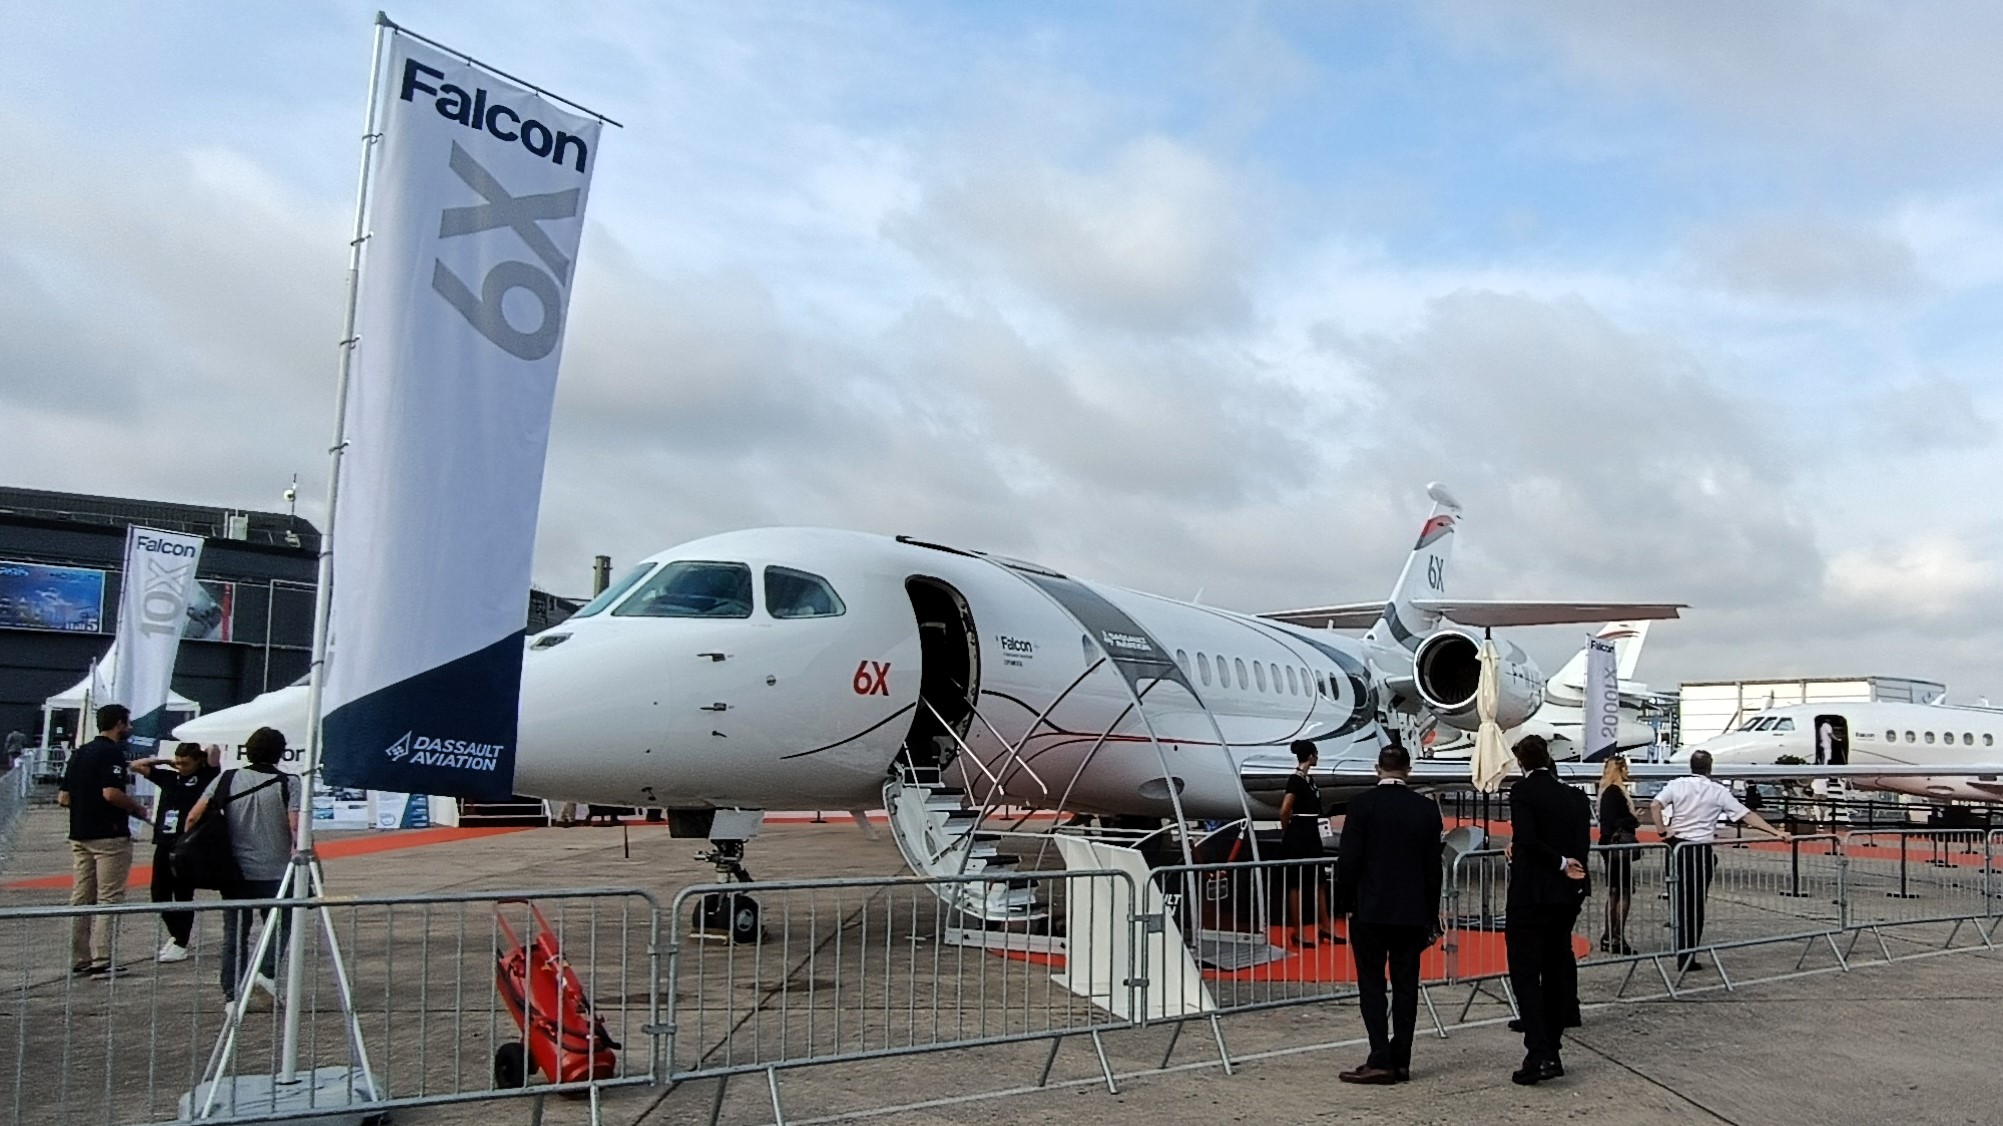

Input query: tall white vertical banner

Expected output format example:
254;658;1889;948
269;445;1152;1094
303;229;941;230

113;527;205;751
322;34;601;800
1583;634;1620;762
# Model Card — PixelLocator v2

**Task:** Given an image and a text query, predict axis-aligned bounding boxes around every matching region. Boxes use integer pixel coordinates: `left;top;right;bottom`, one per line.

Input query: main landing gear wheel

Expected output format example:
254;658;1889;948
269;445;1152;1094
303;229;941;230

493;1040;531;1088
695;891;761;944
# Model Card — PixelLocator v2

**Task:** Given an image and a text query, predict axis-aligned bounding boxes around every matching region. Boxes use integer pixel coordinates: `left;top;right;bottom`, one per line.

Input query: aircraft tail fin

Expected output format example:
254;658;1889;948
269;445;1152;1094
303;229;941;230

1366;483;1461;653
1549;621;1653;692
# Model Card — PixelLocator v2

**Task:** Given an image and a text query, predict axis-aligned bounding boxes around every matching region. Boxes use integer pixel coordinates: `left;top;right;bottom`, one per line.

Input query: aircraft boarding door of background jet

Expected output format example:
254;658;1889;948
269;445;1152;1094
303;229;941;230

1814;715;1849;766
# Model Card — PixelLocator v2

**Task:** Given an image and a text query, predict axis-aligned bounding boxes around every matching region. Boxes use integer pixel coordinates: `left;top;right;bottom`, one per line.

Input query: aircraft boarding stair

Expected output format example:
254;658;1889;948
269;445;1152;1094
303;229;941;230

882;767;1046;924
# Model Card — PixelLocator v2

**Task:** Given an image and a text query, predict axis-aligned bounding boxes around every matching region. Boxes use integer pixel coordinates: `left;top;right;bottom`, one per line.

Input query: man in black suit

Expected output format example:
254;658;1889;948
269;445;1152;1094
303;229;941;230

1334;742;1444;1085
1504;735;1591;1085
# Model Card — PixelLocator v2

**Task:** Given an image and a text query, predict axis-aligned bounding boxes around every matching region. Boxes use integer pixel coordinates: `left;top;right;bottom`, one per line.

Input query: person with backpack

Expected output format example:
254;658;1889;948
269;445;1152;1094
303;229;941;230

185;727;300;1011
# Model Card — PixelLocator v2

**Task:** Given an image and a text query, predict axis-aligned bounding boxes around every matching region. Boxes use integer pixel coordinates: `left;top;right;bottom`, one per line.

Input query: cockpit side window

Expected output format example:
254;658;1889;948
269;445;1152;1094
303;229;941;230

1771;718;1795;733
613;561;754;619
571;563;656;618
764;566;846;619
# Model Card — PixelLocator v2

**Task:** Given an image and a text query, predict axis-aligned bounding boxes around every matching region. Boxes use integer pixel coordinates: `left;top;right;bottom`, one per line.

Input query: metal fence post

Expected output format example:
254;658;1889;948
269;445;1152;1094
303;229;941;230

1837;836;1851;931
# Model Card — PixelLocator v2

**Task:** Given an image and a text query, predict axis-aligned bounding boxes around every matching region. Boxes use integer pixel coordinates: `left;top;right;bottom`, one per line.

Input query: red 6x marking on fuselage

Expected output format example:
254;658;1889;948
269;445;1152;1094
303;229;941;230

852;660;891;696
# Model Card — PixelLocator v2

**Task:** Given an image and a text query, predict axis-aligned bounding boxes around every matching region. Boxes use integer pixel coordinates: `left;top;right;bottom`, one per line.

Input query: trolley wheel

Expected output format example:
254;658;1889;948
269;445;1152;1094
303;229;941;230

494;1041;532;1088
696;891;761;944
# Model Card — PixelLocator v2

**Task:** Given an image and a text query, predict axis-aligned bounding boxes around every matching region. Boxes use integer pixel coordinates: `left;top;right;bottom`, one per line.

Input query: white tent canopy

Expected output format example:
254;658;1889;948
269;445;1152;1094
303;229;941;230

44;674;199;714
41;671;199;749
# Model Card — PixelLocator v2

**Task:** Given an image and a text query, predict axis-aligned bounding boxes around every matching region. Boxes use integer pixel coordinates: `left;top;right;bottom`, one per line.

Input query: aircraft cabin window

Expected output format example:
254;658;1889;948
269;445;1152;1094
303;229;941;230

1926;732;1937;744
764;566;846;619
1197;652;1212;686
1234;658;1248;690
613;560;754;619
1287;666;1298;695
1886;730;1897;742
1966;733;1976;746
1906;731;1916;743
1987;735;1995;747
571;563;656;618
1217;657;1231;689
1254;662;1268;692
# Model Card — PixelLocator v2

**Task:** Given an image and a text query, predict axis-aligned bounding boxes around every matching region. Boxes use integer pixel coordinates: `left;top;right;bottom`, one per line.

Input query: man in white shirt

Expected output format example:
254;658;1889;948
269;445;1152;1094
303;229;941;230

1651;750;1788;971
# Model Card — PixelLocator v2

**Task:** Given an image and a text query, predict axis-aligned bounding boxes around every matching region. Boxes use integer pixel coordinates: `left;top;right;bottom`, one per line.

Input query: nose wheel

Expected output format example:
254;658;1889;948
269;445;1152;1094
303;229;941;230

693;838;762;943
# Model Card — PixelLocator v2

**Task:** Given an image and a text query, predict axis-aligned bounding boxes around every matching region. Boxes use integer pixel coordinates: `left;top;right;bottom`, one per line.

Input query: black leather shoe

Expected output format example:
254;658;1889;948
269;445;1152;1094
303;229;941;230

1511;1058;1546;1085
1339;1065;1398;1085
1540;1057;1565;1080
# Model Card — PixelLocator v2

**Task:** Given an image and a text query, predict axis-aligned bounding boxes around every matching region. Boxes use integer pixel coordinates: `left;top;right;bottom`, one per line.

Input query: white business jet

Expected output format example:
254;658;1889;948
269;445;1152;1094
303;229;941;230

1680;703;2003;802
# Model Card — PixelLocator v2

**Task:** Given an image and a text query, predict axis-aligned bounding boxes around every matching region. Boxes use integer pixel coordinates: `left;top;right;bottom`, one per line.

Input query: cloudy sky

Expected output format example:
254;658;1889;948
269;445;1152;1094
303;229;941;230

6;2;2003;700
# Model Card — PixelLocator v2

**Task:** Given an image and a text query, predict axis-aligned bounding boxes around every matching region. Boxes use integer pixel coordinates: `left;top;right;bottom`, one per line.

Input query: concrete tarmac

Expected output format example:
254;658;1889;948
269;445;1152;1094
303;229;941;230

5;809;2000;1125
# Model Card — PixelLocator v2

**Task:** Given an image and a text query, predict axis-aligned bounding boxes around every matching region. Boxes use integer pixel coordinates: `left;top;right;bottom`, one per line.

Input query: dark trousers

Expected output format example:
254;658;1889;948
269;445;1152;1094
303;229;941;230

1506;902;1580;1060
220;878;286;999
150;843;196;947
1671;844;1717;962
1350;921;1427;1070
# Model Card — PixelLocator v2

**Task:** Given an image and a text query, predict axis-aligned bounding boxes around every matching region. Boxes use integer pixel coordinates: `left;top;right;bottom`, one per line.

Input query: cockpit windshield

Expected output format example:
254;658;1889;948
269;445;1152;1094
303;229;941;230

1738;716;1771;732
570;564;657;619
612;561;754;619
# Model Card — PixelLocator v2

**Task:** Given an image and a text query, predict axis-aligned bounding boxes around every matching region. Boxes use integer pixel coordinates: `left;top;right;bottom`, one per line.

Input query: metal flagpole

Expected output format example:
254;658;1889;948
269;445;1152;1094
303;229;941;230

281;8;393;1082
197;15;392;1117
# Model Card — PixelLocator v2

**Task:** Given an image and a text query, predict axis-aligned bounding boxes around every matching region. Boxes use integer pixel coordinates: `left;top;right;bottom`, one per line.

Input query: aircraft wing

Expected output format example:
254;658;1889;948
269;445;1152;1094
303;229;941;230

1407;601;1684;628
1259;602;1385;629
1261;600;1684;630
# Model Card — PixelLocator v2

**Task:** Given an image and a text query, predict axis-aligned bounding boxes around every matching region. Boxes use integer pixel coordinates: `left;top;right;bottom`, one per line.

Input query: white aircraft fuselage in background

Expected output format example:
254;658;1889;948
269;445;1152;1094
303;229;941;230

1680;702;2003;801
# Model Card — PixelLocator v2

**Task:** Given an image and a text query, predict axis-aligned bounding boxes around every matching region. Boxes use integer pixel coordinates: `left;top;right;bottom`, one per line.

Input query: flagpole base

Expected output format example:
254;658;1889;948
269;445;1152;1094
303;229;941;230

179;1064;385;1125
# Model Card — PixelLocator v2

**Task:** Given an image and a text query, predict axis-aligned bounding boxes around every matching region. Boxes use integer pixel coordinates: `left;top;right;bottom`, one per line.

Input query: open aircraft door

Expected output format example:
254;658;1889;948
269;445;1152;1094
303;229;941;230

1814;714;1850;766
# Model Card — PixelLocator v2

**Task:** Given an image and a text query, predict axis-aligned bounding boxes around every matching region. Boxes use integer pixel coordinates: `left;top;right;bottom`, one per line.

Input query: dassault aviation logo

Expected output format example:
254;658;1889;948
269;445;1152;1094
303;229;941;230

382;731;505;771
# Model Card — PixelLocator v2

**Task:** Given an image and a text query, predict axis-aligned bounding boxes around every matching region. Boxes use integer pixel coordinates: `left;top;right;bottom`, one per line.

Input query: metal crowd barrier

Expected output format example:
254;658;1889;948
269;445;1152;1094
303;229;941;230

11;824;2003;1126
0;886;658;1125
663;867;1137;1121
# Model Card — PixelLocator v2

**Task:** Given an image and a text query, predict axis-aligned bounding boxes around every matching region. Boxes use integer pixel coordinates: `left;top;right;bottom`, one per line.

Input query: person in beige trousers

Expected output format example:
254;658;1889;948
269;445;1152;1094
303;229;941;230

58;704;147;976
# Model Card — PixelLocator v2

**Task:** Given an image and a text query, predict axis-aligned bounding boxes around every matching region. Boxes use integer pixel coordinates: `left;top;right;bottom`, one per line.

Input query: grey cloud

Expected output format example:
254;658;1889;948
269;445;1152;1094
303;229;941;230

1855;375;1994;453
1688;218;1924;304
1434;1;2003;141
883;136;1258;335
1305;289;1822;618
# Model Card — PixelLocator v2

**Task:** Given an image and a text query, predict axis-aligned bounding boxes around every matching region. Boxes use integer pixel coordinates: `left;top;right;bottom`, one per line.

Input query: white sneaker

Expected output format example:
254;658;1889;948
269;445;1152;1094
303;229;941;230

157;942;190;963
252;974;281;1005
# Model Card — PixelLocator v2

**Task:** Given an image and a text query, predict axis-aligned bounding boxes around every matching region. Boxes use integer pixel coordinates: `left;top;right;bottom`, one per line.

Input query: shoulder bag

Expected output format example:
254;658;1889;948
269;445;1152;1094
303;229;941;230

170;769;282;891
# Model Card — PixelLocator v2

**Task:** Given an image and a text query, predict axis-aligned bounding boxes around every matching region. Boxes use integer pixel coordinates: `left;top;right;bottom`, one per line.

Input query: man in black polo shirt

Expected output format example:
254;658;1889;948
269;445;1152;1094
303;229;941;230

59;704;148;976
133;742;220;963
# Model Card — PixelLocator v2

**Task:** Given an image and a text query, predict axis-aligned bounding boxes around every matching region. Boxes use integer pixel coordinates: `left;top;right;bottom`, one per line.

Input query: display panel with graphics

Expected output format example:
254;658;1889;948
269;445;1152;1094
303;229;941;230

183;580;235;642
0;560;106;632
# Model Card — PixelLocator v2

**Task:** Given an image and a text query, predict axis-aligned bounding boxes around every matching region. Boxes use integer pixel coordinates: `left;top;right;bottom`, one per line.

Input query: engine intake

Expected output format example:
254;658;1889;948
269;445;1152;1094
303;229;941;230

1413;630;1546;733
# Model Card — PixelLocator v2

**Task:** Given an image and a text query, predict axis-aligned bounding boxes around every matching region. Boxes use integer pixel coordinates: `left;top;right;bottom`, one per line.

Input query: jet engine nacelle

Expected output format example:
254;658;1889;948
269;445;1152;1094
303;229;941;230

1413;630;1546;732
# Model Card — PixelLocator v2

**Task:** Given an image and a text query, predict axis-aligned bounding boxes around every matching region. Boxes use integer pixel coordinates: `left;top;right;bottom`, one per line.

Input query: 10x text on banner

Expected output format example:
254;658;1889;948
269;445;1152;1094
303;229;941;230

321;33;601;800
112;526;205;750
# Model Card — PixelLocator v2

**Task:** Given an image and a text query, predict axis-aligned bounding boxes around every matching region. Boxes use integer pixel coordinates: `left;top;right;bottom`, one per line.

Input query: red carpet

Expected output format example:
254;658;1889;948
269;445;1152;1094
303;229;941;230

3;826;531;890
997;921;1586;982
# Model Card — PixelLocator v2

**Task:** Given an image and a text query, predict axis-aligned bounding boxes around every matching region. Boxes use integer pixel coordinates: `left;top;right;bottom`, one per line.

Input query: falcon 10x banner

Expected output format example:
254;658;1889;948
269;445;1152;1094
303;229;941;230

1583;635;1620;763
113;526;205;750
322;33;602;799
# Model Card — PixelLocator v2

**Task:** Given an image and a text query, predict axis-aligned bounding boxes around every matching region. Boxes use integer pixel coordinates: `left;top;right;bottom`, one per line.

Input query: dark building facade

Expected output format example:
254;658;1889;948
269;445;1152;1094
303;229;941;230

0;487;323;743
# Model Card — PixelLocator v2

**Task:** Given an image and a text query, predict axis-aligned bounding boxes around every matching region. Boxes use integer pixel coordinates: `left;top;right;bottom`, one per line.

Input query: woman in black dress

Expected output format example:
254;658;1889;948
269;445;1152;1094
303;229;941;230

1597;756;1640;955
1279;739;1336;947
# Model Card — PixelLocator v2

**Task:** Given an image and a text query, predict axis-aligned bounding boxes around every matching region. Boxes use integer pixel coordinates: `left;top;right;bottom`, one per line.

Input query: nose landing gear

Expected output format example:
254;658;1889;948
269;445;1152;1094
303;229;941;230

667;809;766;944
